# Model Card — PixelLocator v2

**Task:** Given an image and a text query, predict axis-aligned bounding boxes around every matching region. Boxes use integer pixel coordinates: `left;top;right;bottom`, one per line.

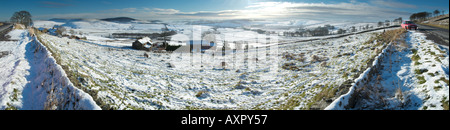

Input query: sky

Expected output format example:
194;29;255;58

0;0;448;22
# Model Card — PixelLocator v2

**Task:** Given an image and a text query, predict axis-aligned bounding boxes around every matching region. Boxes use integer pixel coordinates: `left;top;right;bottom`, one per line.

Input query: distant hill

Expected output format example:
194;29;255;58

100;17;136;23
49;18;83;23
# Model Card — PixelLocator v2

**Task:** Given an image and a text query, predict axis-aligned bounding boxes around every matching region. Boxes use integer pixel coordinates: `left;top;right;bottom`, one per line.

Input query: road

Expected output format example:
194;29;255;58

417;24;449;47
278;25;401;46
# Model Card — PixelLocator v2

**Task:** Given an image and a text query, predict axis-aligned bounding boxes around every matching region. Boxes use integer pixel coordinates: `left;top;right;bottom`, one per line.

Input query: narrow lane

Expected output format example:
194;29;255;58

417;24;449;47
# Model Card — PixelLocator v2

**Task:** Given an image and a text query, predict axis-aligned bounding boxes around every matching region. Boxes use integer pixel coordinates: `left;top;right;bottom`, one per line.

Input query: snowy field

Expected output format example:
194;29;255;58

1;19;447;110
33;19;382;49
326;30;449;110
36;26;391;110
350;31;449;110
0;29;99;110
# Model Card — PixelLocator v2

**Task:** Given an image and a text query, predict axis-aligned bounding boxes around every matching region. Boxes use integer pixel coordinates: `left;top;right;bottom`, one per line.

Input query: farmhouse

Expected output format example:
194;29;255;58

132;37;153;51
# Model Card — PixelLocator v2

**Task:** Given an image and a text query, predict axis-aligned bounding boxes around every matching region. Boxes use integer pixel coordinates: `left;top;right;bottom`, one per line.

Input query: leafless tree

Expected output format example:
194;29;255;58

434;10;440;17
378;21;383;27
385;20;390;27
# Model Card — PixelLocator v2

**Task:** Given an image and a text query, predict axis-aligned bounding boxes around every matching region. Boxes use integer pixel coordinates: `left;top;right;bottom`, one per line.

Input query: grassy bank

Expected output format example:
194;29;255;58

420;23;449;30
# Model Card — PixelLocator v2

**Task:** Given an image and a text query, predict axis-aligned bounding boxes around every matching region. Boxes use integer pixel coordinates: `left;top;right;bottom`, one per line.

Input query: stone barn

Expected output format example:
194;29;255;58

132;37;153;51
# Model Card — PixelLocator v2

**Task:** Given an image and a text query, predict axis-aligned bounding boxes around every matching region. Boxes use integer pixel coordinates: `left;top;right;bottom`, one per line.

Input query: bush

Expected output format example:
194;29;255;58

442;97;449;110
343;73;349;79
417;76;426;84
411;49;418;55
311;55;320;62
429;51;436;56
439;77;449;85
414;61;422;66
282;62;300;71
311;55;328;63
435;57;442;63
195;91;209;98
414;69;428;75
411;54;421;61
282;52;305;62
320;62;327;67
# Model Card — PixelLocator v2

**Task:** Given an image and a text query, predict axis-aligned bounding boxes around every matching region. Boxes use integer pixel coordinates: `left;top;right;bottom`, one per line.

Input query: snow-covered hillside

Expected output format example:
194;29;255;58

33;19;381;48
326;30;449;110
3;18;448;110
33;20;65;29
0;29;100;110
35;26;396;110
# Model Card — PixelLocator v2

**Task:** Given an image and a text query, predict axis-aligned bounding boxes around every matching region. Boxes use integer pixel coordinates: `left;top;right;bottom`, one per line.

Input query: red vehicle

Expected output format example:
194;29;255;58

401;21;418;30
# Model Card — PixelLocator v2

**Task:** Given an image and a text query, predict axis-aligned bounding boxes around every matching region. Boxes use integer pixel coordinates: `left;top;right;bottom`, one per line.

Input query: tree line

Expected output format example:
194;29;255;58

283;19;401;37
410;10;446;21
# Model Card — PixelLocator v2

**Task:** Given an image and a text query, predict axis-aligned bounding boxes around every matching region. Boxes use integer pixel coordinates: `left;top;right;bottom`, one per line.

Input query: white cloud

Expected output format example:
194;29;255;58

148;8;180;15
370;0;417;9
109;8;137;13
177;2;410;21
35;1;412;22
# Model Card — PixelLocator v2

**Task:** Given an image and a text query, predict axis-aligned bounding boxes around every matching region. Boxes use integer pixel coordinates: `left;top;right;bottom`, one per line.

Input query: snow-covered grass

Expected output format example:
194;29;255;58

407;31;449;110
0;29;100;110
5;18;447;110
33;20;65;29
0;30;28;110
33;23;394;110
326;29;449;110
34;19;383;51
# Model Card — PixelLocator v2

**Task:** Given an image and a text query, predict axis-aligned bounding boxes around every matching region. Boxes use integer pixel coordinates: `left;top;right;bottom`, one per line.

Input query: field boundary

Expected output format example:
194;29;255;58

32;28;103;110
325;29;407;110
279;25;401;46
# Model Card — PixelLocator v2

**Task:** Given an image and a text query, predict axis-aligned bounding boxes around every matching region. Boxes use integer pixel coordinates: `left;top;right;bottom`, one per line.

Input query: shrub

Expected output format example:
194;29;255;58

343;73;349;79
144;53;149;58
435;80;440;84
195;91;209;98
396;87;403;101
434;86;442;91
282;62;300;71
411;49;418;55
282;52;305;62
429;51;436;56
417;76;426;84
435;57;442;63
311;55;320;62
320;61;327;67
414;61;422;66
439;77;449;85
442;97;449;110
311;55;328;63
414;69;428;75
411;54;421;61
